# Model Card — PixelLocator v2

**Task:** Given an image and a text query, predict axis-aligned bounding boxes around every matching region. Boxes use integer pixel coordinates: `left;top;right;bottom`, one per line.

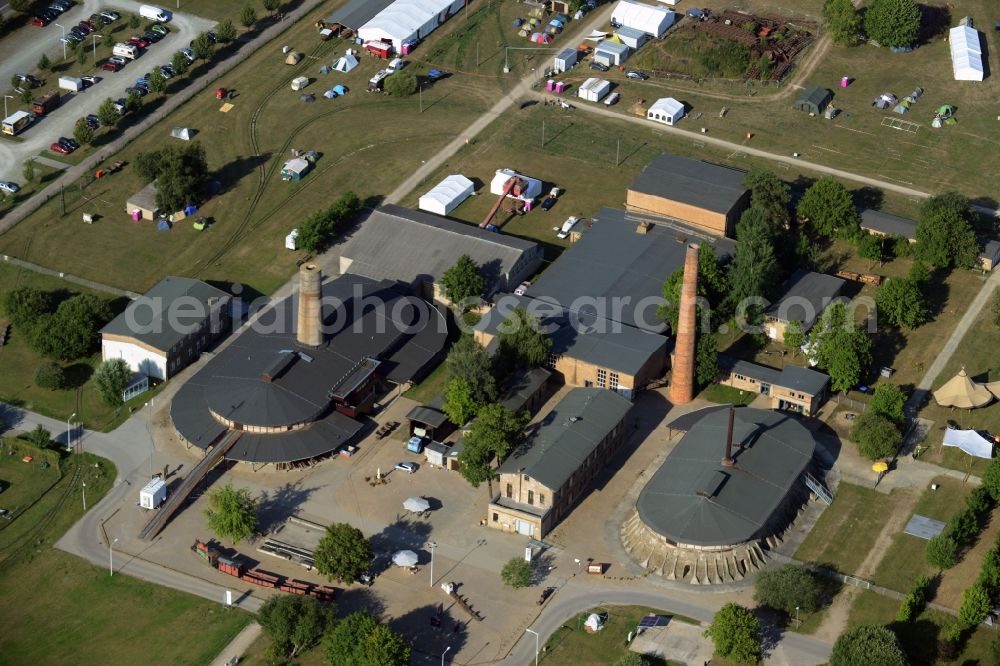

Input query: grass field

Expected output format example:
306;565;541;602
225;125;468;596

542;606;692;665
847;590;995;666
0;447;252;664
698;383;756;406
0;438;62;521
870;476;972;597
794;483;906;576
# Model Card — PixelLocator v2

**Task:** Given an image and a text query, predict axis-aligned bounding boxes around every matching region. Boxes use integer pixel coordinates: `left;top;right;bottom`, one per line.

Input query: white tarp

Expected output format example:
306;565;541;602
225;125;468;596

943;428;994;459
334;52;359;72
584;613;605;632
170;127;193;140
358;0;464;50
418;174;474;215
490;168;542;202
585;30;609;41
611;0;676;37
949;24;984;81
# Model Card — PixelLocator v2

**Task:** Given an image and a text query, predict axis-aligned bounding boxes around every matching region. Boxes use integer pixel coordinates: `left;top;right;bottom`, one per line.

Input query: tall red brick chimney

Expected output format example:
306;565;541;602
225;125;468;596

669;243;699;405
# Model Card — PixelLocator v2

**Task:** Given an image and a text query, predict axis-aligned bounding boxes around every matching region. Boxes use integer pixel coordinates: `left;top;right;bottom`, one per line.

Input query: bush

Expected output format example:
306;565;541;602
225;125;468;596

978;548;1000;597
983;458;1000;501
895;574;931;623
948;506;979;546
34;362;68;390
926;533;958;570
849;412;901;460
966;485;993;515
704;603;761;663
753;565;822;616
384;69;418;97
500;557;532;588
958;583;991;629
829;624;907;666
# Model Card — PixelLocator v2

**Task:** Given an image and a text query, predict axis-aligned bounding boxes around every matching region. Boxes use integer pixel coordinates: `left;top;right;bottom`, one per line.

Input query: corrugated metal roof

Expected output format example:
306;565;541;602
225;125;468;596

628;154;748;215
636;407;815;546
765;269;845;331
499;388;632;490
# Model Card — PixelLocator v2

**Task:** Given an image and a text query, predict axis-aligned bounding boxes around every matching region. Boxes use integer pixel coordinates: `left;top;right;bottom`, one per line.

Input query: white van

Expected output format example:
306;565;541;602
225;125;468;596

139;4;171;22
113;43;139;60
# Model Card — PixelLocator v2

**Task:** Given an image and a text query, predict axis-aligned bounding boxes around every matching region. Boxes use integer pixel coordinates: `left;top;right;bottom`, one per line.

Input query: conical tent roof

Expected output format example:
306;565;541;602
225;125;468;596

933;368;992;408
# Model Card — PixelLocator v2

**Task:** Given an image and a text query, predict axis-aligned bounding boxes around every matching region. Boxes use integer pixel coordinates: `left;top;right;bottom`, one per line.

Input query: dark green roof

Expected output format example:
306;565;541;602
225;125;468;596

101;276;229;352
636;407;815;547
499;388;632;491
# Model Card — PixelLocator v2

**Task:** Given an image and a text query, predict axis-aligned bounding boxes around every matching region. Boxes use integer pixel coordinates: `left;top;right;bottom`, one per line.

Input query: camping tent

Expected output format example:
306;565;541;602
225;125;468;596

392;550;419;567
943;428;994;459
530;32;553;44
419;174;475;215
170;127;194;140
793;86;832;115
156;220;171;231
319;65;331;74
933;368;992;408
285;51;303;65
324;88;338;99
647;97;684;125
281;158;311;180
949;22;984;81
611;0;676;38
299;93;315;103
334;52;359;73
285;229;299;250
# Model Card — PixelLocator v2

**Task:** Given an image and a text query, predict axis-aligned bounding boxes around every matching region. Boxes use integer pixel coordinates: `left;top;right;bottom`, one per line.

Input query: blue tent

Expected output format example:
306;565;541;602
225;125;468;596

333;84;346;95
183;203;197;216
157;220;171;231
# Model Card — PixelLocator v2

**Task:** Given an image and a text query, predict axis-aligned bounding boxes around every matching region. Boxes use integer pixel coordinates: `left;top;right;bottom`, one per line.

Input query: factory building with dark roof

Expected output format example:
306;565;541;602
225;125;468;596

622;406;820;584
171;267;447;466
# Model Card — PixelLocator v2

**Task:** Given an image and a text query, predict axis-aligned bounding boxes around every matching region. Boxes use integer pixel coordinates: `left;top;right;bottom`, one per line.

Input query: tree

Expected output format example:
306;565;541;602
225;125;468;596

915;192;980;269
742;168;790;231
192;31;215;59
864;0;921;48
446;336;496;404
704;603;761;664
868;383;906;424
20;88;32;105
958;583;991;628
34;362;68;390
171;50;189;76
313;523;372;584
323;611;411;666
829;624;907;666
495;307;552;375
239;4;258;29
875;278;925;330
258;594;334;660
97;97;120;128
783;319;806;356
125;89;142;115
204;483;258;542
458;404;529;497
384;70;418;97
10;0;32;12
296;191;362;253
73;117;95;146
500;557;532;588
132;143;209;213
128;13;141;29
696;331;718;389
926;533;958;570
850;412;901;460
797;177;859;239
76;43;87;66
727;207;779;311
2;286;49;328
24;424;52;449
360;625;411;666
441;255;485;309
811;303;872;393
753;565;822;616
263;0;280;12
823;0;862;46
148;67;166;94
983;458;1000;501
37;53;51;71
443;377;479;427
979;549;1000;597
93;358;131;406
103;31;115;48
216;19;237;44
896;574;931;623
857;233;885;264
22;158;36;183
30;293;112;361
659;245;728;331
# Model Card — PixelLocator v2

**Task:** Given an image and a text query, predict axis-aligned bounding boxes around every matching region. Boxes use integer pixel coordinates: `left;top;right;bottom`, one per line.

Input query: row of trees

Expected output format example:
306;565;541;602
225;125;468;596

297;191;363;253
823;0;922;49
2;286;113;362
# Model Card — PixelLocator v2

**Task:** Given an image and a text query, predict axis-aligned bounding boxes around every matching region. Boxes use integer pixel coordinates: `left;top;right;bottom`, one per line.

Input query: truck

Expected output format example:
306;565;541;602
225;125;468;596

58;76;84;93
31;90;60;116
139;477;167;509
2;110;33;136
139;4;171;22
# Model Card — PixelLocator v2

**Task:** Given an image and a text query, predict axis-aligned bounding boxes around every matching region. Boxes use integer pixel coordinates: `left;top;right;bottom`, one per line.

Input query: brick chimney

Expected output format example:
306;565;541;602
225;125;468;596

669;243;699;405
296;264;322;348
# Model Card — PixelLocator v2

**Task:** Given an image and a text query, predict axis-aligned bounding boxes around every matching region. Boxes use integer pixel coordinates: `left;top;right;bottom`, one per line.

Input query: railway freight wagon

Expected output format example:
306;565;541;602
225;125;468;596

191;540;335;602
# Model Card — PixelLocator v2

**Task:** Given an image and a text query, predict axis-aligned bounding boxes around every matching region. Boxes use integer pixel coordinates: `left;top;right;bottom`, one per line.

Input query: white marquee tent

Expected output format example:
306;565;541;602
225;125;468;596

647;97;685;125
611;0;676;38
418;174;475;215
949;23;984;81
358;0;465;51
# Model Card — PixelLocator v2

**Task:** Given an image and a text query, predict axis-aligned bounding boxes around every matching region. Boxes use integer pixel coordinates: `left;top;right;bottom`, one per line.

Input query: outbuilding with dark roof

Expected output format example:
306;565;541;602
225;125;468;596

859;209;917;242
765;269;846;341
718;355;830;416
793;86;833;115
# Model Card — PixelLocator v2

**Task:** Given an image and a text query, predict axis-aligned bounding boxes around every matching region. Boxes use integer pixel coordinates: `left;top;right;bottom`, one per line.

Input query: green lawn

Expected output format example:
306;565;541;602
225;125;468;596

794;483;905;576
0;447;252;664
870;477;972;594
0;439;62;522
698;383;756;406
541;606;693;665
403;360;449;405
847;590;995;666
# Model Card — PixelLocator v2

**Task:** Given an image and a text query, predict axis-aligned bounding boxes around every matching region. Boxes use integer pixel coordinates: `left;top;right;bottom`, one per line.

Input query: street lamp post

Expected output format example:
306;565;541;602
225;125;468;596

92;34;102;63
525;628;539;665
82;481;87;510
67;412;77;453
109;537;118;576
145;400;154;478
428;541;437;587
795;606;800;627
3;95;12;118
441;646;450;666
54;23;67;59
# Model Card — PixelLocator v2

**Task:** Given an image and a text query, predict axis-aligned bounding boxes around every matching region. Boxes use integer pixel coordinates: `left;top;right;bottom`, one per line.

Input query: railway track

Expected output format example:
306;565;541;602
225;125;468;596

0;458;82;569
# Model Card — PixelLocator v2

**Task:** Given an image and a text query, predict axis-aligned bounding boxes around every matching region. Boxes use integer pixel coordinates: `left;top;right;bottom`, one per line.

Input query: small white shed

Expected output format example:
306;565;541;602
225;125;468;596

647;97;684;125
140;477;167;510
594;40;631;66
577;77;611;102
553;47;578;73
615;26;648;49
419;174;475;216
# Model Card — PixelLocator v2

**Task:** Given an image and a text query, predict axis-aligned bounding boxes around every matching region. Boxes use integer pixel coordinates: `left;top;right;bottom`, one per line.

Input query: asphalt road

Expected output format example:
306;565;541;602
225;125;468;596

0;0;214;183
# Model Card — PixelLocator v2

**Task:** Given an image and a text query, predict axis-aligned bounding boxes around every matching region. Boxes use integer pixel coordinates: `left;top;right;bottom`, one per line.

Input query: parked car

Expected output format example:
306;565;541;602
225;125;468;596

14;74;40;88
128;36;150;48
100;10;121;22
150;24;168;36
126;85;147;97
101;60;121;72
539;196;557;211
590;61;609;72
31;16;52;27
179;47;196;63
557;216;579;239
109;55;128;66
159;65;173;78
604;91;620;106
50;142;72;155
81;75;98;87
143;31;162;43
514;280;531;296
77;21;95;33
85;114;100;129
394;462;418;474
112;98;126;113
626;70;649;80
0;181;20;195
59;137;79;151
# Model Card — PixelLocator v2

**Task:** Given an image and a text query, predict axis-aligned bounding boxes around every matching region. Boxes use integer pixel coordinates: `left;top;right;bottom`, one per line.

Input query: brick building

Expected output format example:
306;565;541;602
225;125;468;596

718;356;830;416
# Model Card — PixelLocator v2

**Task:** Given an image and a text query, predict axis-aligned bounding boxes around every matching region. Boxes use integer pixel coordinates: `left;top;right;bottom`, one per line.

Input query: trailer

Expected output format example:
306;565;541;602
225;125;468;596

2;111;32;136
32;90;60;116
58;76;84;93
139;477;167;509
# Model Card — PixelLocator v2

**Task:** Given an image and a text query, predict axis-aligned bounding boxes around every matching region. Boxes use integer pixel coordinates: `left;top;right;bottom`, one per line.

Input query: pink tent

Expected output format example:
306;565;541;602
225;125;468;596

530;32;552;44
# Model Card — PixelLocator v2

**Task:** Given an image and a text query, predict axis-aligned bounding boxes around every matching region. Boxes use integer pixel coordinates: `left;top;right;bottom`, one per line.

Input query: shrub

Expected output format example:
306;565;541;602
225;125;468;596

958;583;991;629
895;574;931;623
829;625;907;666
967;485;994;515
978;548;1000;597
34;362;68;390
926;533;958;570
753;565;822;616
948;506;979;546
